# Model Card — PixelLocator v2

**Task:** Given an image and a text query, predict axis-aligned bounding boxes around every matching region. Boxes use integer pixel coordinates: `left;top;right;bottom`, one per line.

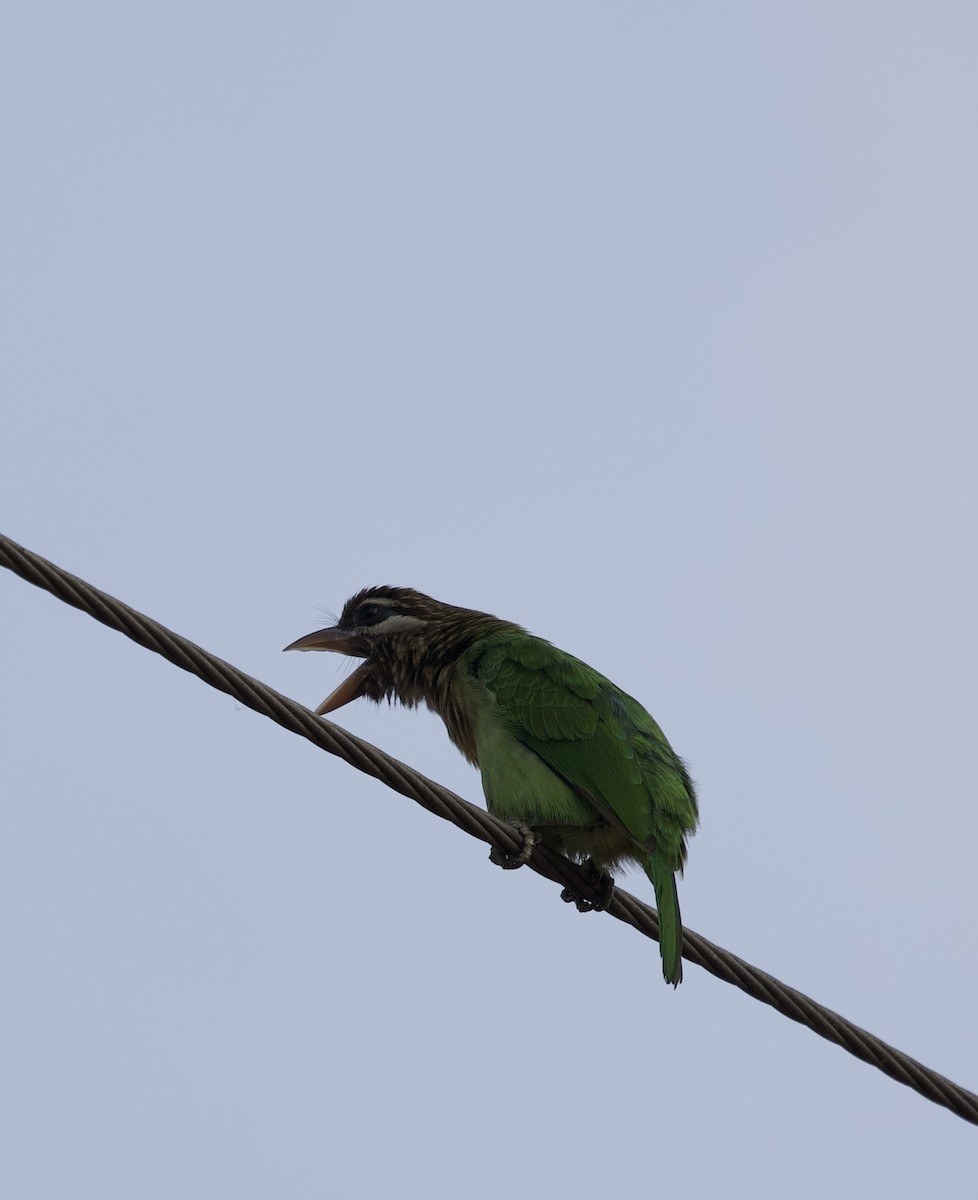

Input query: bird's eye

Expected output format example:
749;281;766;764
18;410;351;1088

355;603;384;626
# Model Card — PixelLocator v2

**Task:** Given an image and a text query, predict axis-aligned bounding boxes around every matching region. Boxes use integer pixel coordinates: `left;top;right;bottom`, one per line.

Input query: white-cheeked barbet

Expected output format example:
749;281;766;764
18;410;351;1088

286;587;698;985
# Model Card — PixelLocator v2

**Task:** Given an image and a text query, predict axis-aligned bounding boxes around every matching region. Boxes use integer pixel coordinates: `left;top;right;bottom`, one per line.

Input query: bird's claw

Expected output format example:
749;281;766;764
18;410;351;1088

489;820;538;870
561;859;615;912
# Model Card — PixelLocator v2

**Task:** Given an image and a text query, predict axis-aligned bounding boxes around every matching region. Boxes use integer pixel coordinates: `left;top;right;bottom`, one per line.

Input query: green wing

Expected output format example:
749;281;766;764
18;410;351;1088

472;631;696;867
471;630;698;984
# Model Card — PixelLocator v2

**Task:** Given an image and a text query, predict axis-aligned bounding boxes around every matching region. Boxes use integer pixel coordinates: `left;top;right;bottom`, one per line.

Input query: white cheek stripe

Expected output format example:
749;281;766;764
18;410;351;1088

370;613;426;634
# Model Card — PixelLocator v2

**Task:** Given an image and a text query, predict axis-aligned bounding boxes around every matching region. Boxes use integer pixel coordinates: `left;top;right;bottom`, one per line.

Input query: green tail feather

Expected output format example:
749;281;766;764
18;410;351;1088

647;855;683;986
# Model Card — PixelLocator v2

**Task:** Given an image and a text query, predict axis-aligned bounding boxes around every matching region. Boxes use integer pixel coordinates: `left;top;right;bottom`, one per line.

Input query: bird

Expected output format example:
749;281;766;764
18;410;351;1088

285;587;698;985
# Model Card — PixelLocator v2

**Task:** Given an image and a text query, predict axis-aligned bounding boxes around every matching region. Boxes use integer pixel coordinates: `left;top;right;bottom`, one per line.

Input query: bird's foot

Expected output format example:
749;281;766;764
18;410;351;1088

561;859;615;912
489;820;538;870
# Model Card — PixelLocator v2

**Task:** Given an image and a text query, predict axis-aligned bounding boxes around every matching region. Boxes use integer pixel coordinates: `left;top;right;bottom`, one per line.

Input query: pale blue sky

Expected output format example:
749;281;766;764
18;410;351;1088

2;4;976;1196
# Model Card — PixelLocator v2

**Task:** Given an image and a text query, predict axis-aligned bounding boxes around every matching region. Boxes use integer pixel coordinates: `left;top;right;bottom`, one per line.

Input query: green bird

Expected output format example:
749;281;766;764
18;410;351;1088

285;587;698;985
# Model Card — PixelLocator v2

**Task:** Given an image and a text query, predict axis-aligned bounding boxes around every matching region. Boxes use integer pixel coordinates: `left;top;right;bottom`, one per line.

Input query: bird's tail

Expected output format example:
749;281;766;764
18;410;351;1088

646;854;683;986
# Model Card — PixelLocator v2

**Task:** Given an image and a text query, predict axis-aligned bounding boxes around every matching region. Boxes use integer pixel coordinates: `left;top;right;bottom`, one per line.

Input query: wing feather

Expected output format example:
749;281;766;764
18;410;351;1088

473;632;695;862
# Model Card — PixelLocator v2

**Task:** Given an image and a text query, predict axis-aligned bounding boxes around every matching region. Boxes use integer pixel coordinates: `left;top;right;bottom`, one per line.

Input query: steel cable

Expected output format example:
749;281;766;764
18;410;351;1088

2;531;975;1127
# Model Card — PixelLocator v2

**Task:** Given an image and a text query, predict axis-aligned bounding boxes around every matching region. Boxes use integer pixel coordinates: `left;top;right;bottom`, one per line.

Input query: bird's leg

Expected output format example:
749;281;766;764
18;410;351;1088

561;858;615;912
489;819;538;870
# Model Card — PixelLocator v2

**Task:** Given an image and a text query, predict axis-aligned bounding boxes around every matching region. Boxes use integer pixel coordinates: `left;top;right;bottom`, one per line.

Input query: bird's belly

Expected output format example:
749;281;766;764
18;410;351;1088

475;727;638;871
479;734;591;825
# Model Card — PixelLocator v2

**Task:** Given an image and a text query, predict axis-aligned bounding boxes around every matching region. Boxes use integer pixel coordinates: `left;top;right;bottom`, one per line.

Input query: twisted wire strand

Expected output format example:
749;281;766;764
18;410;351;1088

2;531;975;1127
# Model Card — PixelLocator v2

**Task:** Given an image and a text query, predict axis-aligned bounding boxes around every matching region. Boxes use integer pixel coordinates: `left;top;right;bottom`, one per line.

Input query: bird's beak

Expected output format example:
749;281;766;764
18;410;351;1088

283;626;372;716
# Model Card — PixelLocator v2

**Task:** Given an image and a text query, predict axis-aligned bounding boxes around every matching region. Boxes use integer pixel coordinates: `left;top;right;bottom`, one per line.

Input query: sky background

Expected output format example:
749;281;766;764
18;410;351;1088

2;4;976;1196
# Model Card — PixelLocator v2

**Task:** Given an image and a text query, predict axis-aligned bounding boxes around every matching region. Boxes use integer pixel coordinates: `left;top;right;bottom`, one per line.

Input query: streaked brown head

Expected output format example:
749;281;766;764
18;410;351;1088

285;586;512;716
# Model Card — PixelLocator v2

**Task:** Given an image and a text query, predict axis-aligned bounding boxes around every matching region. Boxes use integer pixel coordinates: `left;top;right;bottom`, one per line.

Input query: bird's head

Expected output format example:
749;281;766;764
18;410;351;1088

285;586;509;716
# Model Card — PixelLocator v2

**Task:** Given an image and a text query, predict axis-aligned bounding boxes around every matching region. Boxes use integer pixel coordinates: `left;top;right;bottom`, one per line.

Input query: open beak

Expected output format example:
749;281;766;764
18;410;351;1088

283;626;372;716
